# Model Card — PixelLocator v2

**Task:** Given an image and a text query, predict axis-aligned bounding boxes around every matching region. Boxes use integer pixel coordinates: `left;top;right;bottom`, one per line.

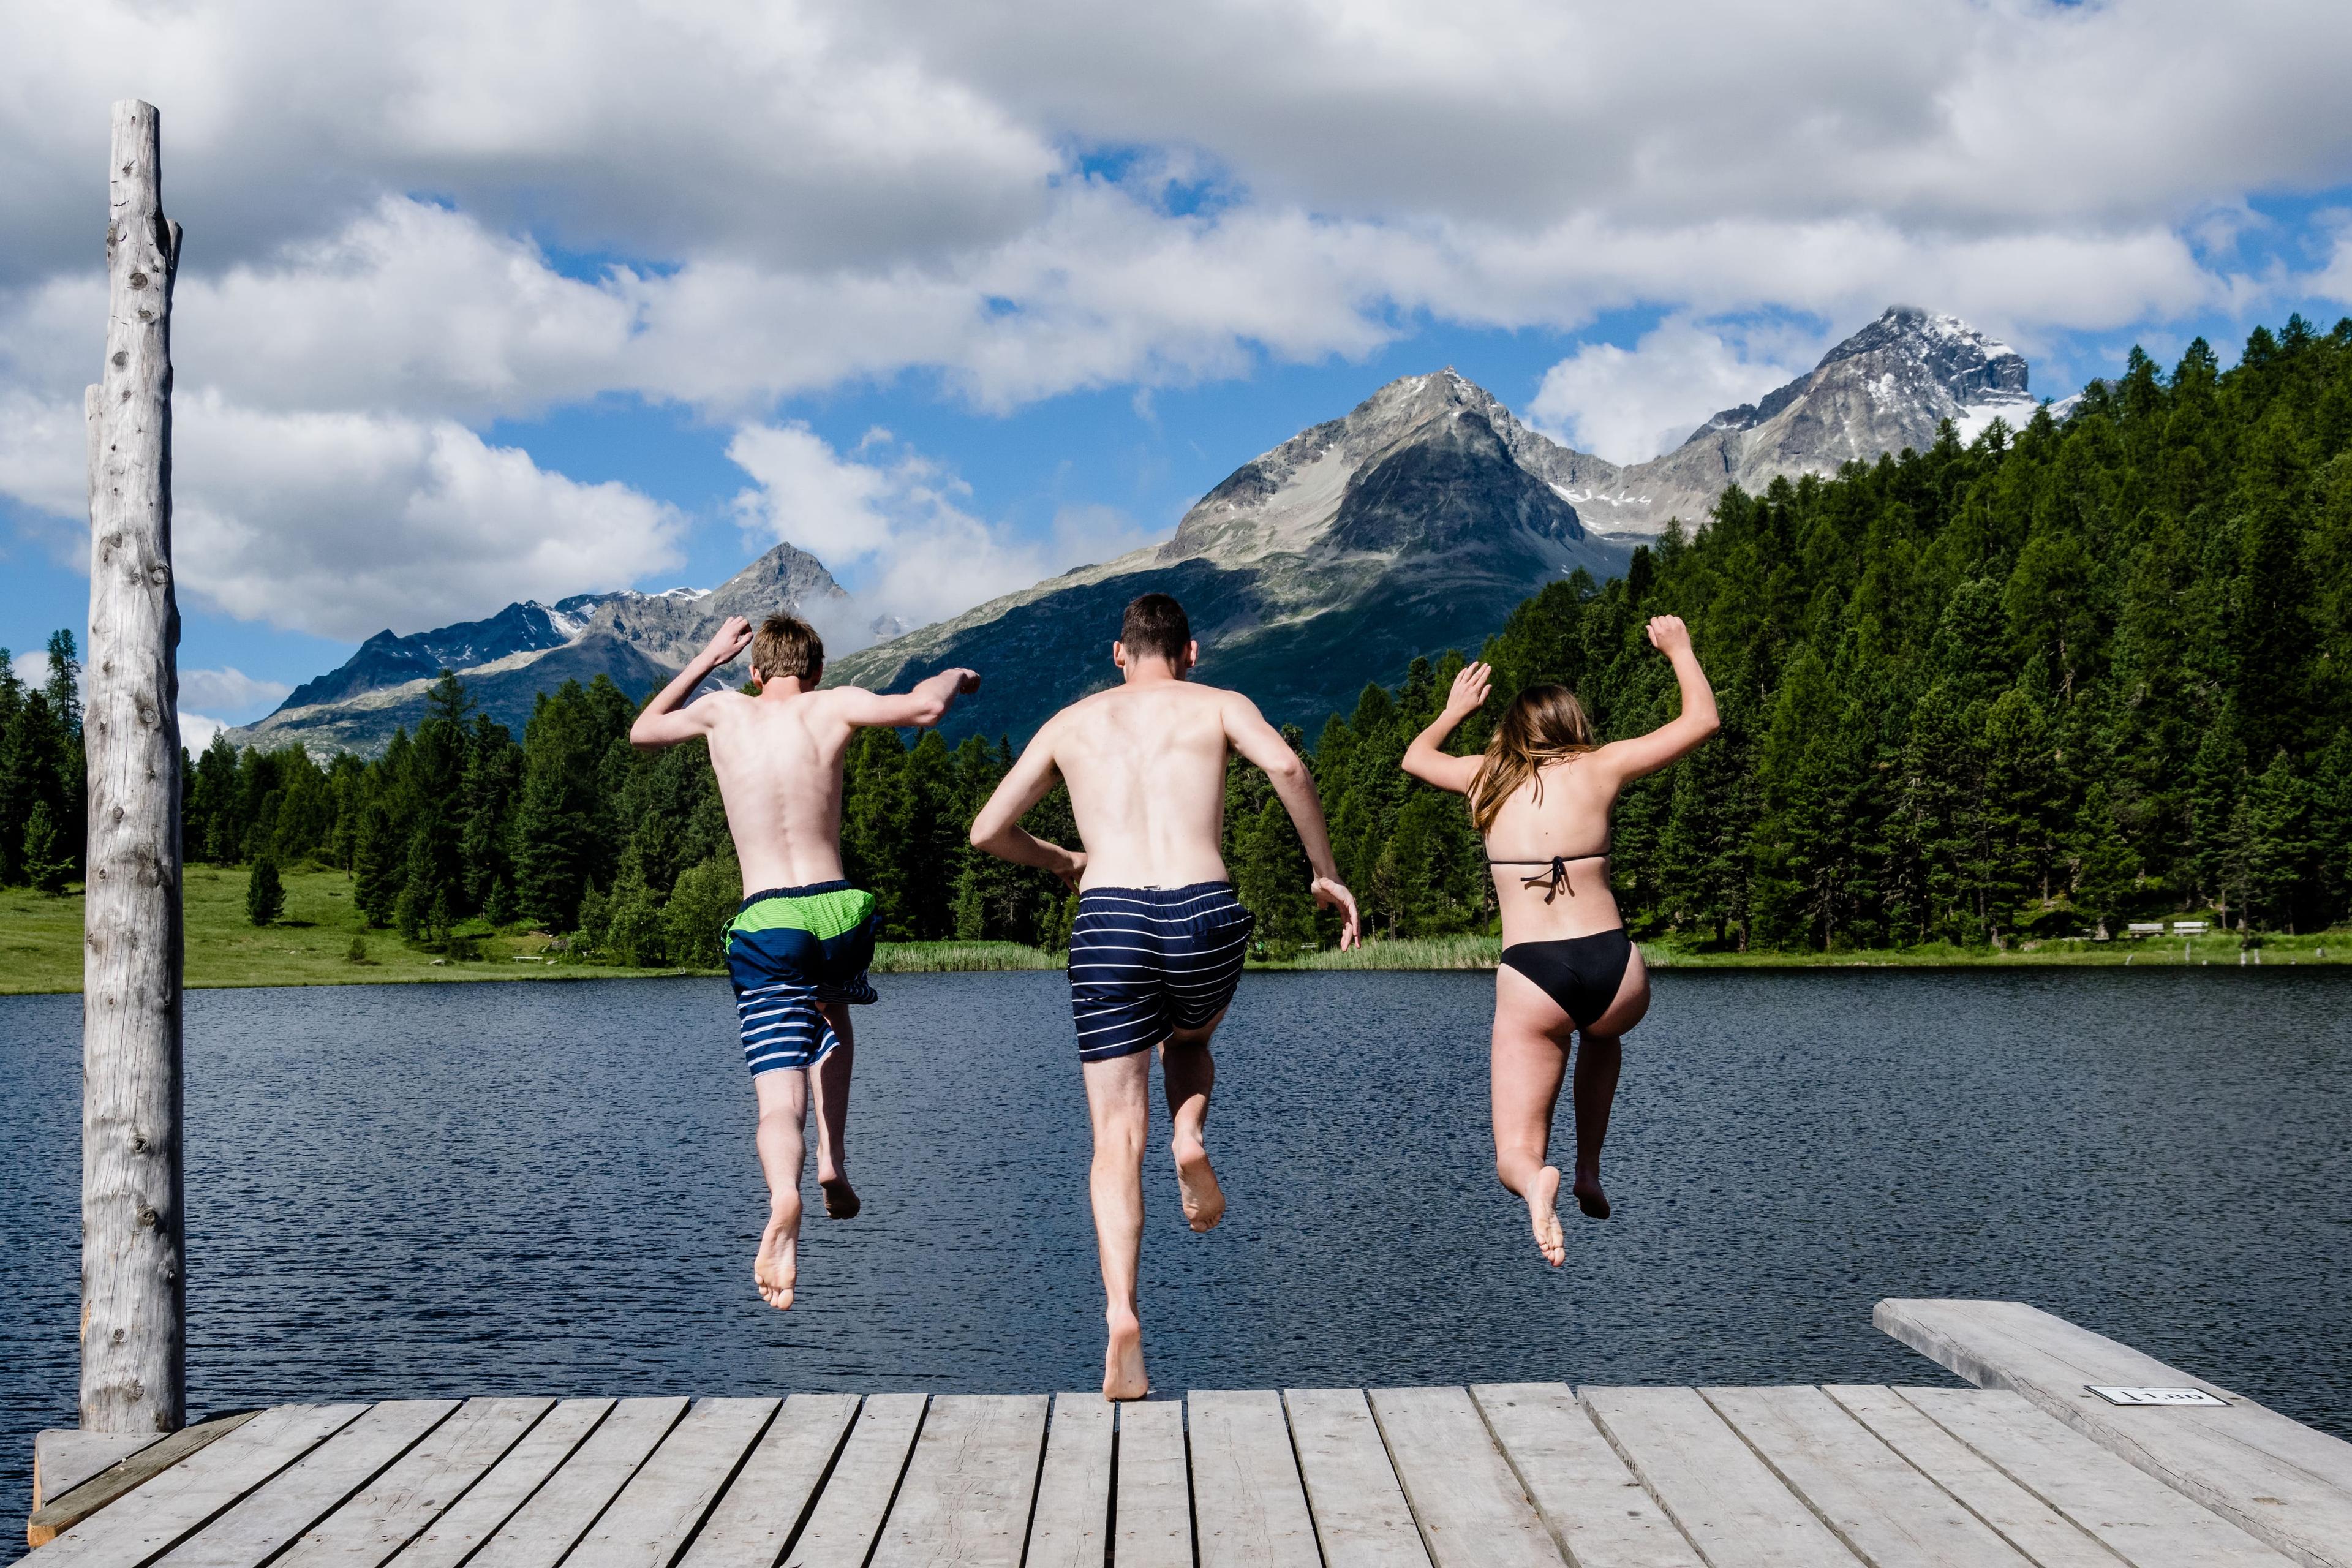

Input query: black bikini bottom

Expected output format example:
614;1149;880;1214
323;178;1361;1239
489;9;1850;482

1499;929;1632;1030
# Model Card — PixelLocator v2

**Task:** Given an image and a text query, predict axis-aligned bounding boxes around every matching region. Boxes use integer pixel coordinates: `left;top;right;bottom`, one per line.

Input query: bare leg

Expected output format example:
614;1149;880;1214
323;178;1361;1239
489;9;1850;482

1491;968;1570;1267
1570;943;1650;1221
1161;1012;1226;1232
1570;1033;1621;1218
751;1069;810;1309
1082;1052;1152;1399
813;1004;859;1219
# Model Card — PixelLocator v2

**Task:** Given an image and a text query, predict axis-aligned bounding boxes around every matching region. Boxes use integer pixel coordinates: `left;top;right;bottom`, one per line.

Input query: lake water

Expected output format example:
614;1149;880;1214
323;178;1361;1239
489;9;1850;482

4;968;2348;1550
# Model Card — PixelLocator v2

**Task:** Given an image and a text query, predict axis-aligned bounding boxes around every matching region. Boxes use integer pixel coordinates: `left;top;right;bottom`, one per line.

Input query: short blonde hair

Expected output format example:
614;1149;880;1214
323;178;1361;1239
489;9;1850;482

750;614;823;684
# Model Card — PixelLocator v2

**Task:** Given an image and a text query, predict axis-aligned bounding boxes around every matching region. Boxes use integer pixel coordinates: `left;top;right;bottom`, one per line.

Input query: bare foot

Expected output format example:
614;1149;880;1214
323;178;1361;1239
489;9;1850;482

821;1177;861;1219
755;1197;800;1310
1527;1166;1566;1267
1104;1314;1148;1400
1173;1137;1225;1232
1571;1168;1610;1220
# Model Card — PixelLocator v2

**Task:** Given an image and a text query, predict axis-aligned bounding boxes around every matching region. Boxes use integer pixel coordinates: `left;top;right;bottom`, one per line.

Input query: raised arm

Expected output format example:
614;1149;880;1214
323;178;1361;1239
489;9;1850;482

1401;661;1491;794
968;722;1084;886
630;616;752;748
1223;692;1362;949
831;666;981;730
1593;616;1719;783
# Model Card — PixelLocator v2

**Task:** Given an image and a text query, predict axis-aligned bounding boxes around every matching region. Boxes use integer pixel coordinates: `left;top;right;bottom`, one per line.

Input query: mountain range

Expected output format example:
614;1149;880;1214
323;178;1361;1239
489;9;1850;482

226;305;2043;755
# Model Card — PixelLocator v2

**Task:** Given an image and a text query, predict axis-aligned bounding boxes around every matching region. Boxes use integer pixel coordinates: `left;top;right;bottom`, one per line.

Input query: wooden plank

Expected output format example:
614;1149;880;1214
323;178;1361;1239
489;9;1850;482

466;1396;687;1568
680;1393;860;1568
1366;1386;1560;1568
37;1404;369;1564
1825;1385;2156;1568
1879;1298;2352;1568
868;1394;1049;1568
391;1399;615;1568
1580;1387;1863;1568
275;1398;554;1568
1703;1386;2032;1568
34;1429;158;1509
783;1393;927;1568
1897;1387;2294;1568
28;1412;259;1545
1283;1389;1428;1568
561;1398;777;1568
1114;1401;1191;1568
158;1401;461;1568
1469;1384;1698;1568
1023;1395;1113;1568
1188;1390;1319;1568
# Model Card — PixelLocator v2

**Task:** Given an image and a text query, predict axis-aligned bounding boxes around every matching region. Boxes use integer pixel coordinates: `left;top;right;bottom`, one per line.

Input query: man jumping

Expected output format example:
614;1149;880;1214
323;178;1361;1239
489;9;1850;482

631;613;978;1311
968;592;1360;1398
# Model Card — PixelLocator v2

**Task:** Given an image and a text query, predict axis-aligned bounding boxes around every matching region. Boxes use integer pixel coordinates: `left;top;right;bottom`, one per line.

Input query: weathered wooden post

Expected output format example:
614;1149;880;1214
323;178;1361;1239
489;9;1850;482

81;97;185;1434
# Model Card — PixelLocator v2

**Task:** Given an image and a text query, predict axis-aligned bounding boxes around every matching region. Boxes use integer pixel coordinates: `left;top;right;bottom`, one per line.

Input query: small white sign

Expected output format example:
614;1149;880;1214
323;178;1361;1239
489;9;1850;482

2088;1385;2228;1407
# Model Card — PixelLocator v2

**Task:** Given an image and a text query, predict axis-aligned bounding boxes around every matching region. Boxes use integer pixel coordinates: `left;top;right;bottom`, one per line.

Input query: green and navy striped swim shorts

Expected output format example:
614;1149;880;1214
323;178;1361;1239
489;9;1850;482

725;881;880;1077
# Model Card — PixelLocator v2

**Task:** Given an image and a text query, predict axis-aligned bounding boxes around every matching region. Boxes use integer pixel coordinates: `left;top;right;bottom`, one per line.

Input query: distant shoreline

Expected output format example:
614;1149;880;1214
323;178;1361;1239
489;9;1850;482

6;873;2345;995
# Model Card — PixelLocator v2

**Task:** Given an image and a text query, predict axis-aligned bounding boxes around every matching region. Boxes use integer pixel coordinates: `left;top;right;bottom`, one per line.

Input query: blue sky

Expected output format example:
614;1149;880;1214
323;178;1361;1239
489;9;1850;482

6;1;2351;733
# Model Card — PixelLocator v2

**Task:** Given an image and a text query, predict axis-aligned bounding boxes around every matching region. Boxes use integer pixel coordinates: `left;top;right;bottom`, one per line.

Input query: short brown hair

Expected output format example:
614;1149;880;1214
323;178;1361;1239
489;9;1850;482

1119;593;1191;663
750;614;824;684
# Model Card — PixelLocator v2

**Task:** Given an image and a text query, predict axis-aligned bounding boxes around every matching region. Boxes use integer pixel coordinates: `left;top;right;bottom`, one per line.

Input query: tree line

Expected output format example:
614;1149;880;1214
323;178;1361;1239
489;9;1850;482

5;312;2348;956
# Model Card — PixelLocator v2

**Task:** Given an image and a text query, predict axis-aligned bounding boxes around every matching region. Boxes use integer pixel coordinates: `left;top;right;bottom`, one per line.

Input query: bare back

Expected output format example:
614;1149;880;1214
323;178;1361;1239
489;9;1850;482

1482;751;1629;943
1048;681;1237;889
698;689;859;894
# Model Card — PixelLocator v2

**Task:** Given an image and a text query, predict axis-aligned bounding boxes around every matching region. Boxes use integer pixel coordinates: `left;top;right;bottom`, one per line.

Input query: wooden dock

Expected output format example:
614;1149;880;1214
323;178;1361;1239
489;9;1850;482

26;1301;2352;1567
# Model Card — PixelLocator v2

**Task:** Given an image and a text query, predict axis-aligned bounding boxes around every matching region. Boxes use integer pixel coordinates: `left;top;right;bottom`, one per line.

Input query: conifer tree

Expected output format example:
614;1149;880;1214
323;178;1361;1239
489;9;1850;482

246;854;285;925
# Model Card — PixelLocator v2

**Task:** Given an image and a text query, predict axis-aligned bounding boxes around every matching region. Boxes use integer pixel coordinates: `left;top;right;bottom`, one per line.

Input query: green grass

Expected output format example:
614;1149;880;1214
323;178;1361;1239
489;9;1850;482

9;870;2345;993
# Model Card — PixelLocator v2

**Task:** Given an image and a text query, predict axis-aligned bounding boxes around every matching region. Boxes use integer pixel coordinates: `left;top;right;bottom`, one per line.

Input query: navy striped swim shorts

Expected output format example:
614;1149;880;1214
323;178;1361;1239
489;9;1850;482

1067;883;1255;1063
725;881;880;1077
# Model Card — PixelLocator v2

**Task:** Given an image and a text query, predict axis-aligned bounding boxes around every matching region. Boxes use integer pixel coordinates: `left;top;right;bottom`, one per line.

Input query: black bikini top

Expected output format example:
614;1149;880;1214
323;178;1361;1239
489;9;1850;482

1486;846;1610;903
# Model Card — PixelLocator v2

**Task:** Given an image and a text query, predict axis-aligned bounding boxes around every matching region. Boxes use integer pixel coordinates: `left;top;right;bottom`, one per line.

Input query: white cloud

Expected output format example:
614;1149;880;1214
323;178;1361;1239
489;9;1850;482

180;666;290;719
10;650;49;688
1528;316;1823;464
727;423;1164;629
179;712;229;750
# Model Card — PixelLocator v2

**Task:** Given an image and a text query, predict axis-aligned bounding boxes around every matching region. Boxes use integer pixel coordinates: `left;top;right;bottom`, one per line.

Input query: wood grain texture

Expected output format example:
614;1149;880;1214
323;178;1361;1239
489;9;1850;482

37;1404;368;1564
1878;1298;2352;1568
1823;1385;2144;1568
390;1398;615;1568
1366;1386;1561;1568
1187;1390;1319;1568
34;1428;157;1510
274;1398;554;1568
467;1396;686;1568
1703;1385;2032;1568
1282;1389;1429;1568
1023;1395;1113;1568
28;1412;258;1547
1470;1384;1699;1568
156;1401;459;1568
1896;1387;2294;1568
680;1392;859;1568
566;1398;777;1568
867;1394;1049;1568
80;94;187;1437
1580;1387;1863;1568
1115;1401;1192;1568
784;1393;927;1568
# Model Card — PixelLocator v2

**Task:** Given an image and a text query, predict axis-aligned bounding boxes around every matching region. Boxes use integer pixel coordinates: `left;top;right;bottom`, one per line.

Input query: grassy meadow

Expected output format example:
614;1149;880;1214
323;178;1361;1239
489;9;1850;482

4;867;2345;995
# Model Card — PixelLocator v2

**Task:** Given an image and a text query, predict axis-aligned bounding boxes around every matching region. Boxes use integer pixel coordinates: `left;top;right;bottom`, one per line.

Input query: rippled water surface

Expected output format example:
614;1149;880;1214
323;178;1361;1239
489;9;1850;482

4;968;2348;1546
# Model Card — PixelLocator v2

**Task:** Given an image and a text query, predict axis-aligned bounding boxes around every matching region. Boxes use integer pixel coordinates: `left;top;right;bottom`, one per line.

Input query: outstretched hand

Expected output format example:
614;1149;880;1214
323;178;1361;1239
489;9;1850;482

1645;615;1692;657
704;615;754;666
951;667;982;695
1443;660;1492;720
1312;876;1362;950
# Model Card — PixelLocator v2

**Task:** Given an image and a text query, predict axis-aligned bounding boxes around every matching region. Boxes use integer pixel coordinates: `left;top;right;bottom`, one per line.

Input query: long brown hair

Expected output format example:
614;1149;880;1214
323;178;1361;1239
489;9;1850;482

1468;684;1597;834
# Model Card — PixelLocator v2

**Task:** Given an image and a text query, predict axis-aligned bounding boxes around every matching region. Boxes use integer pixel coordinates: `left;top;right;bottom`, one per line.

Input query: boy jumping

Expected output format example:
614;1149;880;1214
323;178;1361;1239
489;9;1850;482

631;613;978;1310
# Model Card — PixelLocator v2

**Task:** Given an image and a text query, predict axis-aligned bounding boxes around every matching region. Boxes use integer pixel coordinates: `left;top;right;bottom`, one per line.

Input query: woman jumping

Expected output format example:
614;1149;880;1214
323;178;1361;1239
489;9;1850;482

1401;616;1717;1265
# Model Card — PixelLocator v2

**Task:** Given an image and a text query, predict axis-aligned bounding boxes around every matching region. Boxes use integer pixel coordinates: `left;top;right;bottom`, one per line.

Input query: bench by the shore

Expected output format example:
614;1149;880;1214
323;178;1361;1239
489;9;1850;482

27;1299;2352;1566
